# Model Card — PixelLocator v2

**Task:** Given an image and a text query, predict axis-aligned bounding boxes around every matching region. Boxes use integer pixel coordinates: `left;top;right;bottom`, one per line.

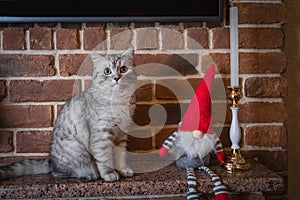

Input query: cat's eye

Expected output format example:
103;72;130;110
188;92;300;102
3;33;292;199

104;68;112;75
120;66;128;73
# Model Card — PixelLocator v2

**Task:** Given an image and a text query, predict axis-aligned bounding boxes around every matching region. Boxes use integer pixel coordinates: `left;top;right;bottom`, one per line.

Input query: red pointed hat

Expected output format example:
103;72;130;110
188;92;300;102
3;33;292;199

179;64;215;134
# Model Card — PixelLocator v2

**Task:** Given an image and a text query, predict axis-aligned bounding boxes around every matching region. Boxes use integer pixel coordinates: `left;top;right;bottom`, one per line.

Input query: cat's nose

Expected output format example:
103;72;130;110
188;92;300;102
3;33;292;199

114;77;120;82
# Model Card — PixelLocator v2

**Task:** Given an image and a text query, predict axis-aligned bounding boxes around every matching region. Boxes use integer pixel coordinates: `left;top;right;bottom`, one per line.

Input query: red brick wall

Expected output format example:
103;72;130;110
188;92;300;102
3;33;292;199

0;1;287;173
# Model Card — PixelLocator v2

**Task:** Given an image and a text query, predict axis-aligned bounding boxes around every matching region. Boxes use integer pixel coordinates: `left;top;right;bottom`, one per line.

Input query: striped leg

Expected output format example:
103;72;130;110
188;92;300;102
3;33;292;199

199;166;228;200
186;168;199;200
162;131;178;149
158;131;179;157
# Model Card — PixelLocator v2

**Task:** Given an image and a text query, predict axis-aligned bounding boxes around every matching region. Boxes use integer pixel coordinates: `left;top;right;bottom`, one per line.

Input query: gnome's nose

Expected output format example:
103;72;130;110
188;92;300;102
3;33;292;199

193;130;204;139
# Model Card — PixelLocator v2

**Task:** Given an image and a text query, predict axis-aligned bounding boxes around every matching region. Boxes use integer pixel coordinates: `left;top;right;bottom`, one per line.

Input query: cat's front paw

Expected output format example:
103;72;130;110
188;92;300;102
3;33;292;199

85;173;99;181
120;167;133;177
103;171;120;182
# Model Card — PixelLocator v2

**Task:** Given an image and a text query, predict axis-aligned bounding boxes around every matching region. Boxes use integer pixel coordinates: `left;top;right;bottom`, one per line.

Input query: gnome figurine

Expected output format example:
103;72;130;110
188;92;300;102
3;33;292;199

158;64;229;200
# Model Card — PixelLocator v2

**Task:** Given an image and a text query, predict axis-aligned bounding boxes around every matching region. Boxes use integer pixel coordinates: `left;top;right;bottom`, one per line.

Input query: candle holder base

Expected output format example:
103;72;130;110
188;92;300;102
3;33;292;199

223;149;251;173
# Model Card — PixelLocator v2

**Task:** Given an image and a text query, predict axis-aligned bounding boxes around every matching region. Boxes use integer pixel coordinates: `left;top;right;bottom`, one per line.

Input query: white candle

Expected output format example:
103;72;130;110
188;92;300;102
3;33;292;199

230;6;239;86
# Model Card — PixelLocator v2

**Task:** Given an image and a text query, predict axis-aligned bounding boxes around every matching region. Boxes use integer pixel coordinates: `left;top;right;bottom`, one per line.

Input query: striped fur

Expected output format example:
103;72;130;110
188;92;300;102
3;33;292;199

0;48;136;182
0;159;50;180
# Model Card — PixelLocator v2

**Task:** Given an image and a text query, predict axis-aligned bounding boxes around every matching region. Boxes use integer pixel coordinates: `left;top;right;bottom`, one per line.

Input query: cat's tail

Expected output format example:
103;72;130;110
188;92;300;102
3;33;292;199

0;159;50;180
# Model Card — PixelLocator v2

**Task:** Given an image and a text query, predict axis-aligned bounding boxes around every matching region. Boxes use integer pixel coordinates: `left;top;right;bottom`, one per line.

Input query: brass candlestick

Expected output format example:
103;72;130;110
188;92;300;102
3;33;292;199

224;86;251;173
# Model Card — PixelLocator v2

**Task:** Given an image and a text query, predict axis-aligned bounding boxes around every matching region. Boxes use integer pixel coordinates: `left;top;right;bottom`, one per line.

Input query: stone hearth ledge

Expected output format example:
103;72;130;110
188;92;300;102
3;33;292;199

0;156;285;199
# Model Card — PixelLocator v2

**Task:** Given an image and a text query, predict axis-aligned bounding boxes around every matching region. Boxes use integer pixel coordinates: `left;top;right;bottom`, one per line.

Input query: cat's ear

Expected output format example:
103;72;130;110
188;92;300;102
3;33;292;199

90;52;106;64
121;47;134;60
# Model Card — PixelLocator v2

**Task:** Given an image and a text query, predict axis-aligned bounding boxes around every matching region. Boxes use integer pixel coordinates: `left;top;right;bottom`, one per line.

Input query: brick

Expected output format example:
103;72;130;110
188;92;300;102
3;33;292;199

9;80;79;102
2;28;26;50
110;28;133;50
29;27;53;50
85;23;106;28
159;22;180;27
134;54;198;76
223;127;245;148
245;125;287;147
0;105;52;128
16;131;52;153
218;127;231;149
202;52;286;74
187;78;228;101
237;3;287;24
206;22;224;28
242;150;287;171
136;28;159;50
183;22;203;28
155;128;178;148
201;53;230;74
57;104;65;116
36;23;57;28
5;24;33;29
186;78;201;91
83;27;107;50
0;24;7;30
59;54;92;76
132;104;151;126
161;28;184;49
134;22;156;28
239;28;285;49
245;77;288;98
84;80;92;90
0;80;6;100
156;79;195;100
212;28;230;49
135;81;153;102
239;102;287;123
132;103;186;126
213;103;231;125
162;103;188;125
0;54;56;77
186;28;209;49
109;23;131;28
210;77;231;101
156;78;228;101
240;52;287;74
156;79;228;123
0;131;14;153
212;27;284;49
61;23;82;29
127;129;153;152
56;29;80;49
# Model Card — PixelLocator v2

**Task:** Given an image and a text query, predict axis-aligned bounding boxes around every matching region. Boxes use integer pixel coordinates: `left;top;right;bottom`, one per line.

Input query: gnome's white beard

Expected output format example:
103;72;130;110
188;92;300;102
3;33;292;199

176;132;219;159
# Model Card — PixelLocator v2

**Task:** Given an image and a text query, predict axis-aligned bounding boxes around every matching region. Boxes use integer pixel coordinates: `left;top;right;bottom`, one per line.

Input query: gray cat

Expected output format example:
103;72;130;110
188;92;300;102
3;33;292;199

0;48;136;182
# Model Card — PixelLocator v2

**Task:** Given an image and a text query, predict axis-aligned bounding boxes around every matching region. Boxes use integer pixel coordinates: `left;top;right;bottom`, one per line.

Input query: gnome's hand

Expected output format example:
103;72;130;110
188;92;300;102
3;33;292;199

158;146;169;157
